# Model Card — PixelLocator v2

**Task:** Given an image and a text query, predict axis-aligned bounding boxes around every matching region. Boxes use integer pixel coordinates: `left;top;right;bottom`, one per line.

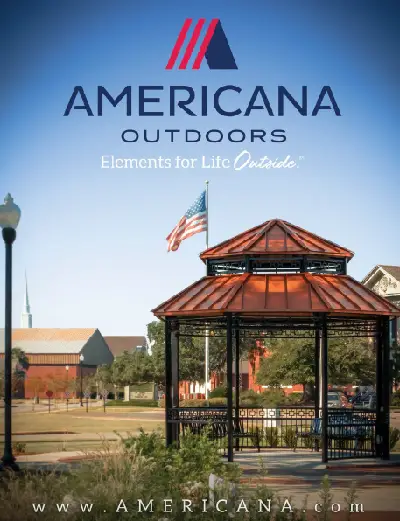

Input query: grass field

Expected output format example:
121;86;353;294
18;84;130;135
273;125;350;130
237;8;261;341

0;409;164;454
0;410;163;435
1;407;399;455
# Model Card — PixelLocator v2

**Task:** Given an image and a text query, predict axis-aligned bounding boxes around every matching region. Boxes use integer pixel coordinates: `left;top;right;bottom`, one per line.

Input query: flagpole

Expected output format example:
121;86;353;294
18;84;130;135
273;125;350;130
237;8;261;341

205;181;209;401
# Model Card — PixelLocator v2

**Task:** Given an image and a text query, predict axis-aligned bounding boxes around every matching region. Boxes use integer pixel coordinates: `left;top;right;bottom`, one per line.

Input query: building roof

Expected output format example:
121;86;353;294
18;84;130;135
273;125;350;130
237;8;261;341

152;273;400;318
0;328;97;354
362;265;400;285
200;219;354;261
104;336;147;357
378;265;400;280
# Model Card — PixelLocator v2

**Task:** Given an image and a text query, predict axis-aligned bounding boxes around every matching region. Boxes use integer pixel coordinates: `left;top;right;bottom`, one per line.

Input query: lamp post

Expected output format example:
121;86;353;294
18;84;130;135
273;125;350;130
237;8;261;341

65;365;69;397
0;194;21;471
79;354;84;406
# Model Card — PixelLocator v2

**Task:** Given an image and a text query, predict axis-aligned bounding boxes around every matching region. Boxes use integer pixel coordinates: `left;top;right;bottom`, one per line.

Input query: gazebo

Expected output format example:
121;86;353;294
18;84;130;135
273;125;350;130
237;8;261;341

152;219;400;462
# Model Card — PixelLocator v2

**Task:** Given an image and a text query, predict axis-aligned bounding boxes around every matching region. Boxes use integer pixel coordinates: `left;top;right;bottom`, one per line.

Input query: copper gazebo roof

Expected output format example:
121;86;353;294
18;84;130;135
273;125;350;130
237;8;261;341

200;219;354;261
153;218;400;319
153;273;399;317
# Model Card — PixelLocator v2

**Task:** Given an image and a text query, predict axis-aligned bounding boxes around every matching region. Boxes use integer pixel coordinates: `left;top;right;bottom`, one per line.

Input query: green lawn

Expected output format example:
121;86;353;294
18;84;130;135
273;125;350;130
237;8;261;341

0;410;163;436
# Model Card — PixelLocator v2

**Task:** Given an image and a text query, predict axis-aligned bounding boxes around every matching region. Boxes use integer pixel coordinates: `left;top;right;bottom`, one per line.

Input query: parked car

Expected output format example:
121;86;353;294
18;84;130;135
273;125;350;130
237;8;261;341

327;391;350;408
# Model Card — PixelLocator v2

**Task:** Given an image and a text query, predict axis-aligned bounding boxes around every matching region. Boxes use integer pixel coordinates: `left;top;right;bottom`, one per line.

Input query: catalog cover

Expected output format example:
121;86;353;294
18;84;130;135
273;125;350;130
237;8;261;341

0;1;399;519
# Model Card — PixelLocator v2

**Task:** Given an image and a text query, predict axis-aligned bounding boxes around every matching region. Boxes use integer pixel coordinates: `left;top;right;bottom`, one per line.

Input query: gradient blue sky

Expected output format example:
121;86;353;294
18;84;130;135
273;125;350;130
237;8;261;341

0;0;399;336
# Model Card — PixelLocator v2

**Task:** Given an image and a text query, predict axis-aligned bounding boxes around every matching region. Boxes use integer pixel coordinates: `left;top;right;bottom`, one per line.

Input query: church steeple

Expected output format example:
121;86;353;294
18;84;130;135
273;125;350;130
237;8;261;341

21;272;32;328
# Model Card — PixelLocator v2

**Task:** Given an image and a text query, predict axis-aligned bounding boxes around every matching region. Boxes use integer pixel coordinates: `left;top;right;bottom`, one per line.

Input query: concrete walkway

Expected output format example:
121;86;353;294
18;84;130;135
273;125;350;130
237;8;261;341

236;449;400;478
9;449;400;512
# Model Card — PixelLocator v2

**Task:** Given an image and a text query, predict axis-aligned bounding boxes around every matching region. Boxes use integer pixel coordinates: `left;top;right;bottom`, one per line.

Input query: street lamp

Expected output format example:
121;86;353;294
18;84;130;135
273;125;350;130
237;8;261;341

79;354;84;406
0;194;21;471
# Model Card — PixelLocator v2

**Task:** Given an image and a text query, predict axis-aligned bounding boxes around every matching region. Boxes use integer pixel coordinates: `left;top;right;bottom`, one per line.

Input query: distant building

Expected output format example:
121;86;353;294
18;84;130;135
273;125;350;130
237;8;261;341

362;264;400;342
104;336;148;357
0;328;114;398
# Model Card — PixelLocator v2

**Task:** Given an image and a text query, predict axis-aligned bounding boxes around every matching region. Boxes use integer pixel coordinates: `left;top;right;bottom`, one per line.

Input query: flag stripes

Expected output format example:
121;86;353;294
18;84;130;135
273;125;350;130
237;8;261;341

167;192;207;252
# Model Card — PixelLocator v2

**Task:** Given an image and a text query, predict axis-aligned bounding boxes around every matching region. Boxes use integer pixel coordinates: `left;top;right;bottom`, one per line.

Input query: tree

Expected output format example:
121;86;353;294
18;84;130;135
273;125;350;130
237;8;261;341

25;376;46;400
256;337;376;402
147;320;261;388
12;347;29;371
149;321;205;386
392;340;400;390
95;364;113;395
11;347;30;397
111;350;153;387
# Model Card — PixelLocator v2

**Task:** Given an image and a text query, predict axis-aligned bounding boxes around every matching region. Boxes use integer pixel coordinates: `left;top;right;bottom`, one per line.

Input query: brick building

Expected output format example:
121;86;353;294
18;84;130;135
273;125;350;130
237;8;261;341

0;328;114;398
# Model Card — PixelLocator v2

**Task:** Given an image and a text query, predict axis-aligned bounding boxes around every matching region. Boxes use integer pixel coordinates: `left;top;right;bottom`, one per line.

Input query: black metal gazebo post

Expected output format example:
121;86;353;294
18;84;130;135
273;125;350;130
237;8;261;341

171;320;180;444
382;316;391;460
321;314;329;463
314;325;320;420
165;318;173;447
165;317;180;447
226;313;234;462
235;327;240;451
376;317;383;458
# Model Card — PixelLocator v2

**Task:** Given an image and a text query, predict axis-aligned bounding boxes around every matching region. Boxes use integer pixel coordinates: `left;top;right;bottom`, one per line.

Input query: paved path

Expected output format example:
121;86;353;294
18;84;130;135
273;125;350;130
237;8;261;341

252;482;400;512
14;453;400;512
236;449;400;478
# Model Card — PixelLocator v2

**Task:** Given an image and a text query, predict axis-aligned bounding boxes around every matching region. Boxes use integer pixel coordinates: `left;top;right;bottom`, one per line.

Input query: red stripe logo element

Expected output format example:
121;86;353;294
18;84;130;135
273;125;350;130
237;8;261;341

166;18;237;70
178;19;206;70
192;19;219;70
165;18;193;70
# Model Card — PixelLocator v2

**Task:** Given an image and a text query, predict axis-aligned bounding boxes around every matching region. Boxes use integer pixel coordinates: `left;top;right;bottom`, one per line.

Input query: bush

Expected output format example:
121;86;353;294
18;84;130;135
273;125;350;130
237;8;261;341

0;431;348;521
284;392;303;405
240;389;262;406
259;389;286;408
122;428;165;457
106;399;158;407
207;397;227;406
180;399;207;407
209;385;227;398
264;427;279;447
390;426;400;450
282;427;297;449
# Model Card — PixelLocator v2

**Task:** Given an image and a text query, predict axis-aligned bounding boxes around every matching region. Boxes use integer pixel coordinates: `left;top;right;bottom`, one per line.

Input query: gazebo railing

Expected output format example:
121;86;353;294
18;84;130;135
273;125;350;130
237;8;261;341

327;407;377;460
167;406;377;458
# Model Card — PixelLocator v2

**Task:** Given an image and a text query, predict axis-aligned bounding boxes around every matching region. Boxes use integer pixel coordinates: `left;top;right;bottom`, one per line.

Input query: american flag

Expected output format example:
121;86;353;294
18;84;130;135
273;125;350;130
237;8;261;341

167;191;208;252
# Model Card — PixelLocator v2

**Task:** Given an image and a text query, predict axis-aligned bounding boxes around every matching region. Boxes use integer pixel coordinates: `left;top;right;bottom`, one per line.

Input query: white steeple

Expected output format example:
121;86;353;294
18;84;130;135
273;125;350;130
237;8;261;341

21;271;32;328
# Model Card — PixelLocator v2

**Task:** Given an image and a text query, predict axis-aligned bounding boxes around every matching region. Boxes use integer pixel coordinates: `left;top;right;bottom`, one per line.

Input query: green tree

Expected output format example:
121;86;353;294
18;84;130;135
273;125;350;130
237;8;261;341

95;364;113;395
149;321;205;386
392;340;400;389
12;347;29;371
11;347;30;396
256;337;376;402
111;350;153;387
147;320;260;387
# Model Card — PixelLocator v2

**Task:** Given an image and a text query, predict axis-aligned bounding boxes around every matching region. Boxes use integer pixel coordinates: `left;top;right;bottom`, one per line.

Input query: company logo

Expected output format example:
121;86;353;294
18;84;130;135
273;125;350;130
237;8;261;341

166;18;237;70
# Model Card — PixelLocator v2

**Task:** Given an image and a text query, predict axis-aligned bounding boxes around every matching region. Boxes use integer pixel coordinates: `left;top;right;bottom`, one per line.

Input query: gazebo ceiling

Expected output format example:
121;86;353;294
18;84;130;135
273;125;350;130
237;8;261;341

200;219;354;261
152;273;400;318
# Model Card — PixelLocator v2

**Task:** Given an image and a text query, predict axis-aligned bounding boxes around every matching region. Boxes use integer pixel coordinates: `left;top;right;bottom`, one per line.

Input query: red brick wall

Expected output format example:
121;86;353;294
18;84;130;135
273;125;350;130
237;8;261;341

23;365;96;399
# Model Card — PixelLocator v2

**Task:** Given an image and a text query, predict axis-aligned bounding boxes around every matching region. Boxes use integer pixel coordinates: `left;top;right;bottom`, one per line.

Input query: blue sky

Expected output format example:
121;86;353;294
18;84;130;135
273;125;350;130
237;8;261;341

0;0;399;335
